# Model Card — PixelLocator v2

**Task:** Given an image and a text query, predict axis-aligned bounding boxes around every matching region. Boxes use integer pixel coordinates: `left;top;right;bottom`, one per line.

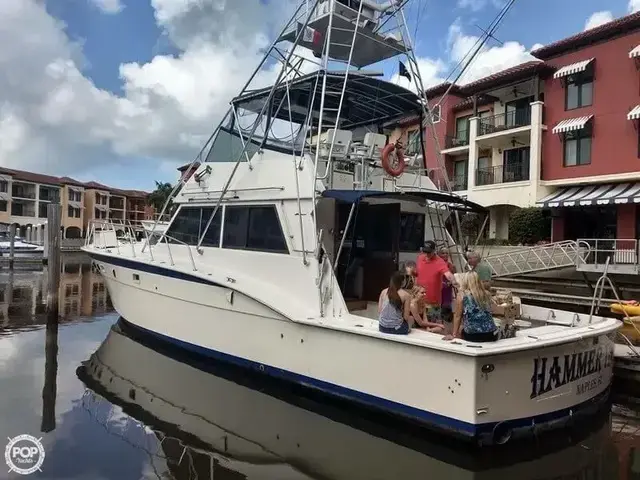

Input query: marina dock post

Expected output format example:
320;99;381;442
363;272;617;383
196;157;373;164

8;223;15;269
46;203;62;321
40;318;58;433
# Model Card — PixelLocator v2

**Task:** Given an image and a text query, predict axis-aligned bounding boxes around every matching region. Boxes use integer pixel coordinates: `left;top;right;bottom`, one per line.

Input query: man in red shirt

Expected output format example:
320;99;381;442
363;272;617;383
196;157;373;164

416;241;458;323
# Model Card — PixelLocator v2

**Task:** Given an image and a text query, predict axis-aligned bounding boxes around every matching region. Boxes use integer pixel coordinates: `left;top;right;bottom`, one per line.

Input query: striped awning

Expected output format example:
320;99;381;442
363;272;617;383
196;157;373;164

552;115;593;134
630;45;640;58
553;58;594;79
629;105;640;120
537;183;640;208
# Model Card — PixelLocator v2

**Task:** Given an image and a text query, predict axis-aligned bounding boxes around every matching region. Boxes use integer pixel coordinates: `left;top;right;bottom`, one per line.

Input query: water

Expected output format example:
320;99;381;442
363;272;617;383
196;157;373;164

0;256;639;479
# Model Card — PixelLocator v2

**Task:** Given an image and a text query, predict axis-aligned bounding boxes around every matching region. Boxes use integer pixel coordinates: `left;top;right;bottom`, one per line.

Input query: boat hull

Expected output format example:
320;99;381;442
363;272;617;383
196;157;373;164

91;252;615;444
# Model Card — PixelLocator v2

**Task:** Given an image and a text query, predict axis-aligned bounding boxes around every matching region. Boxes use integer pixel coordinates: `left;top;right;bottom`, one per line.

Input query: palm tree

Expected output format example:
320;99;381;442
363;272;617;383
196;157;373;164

148;181;174;214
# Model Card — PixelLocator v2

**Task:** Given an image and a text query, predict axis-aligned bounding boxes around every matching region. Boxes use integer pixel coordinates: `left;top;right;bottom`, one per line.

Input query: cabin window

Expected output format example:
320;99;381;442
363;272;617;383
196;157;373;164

165;206;221;246
223;205;289;253
199;207;222;247
399;212;425;252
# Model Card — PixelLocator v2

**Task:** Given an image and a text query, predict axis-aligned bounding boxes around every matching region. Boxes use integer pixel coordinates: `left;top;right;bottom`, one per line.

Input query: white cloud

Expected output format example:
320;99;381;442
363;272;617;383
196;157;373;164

584;11;614;31
630;0;640;13
391;57;447;91
0;0;298;179
90;0;123;14
457;0;503;11
447;22;536;84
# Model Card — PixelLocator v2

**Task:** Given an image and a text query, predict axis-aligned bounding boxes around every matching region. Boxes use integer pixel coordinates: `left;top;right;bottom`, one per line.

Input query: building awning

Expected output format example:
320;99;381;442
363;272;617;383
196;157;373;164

537;182;640;208
551;115;593;134
553;58;594;79
629;105;640;120
630;45;640;58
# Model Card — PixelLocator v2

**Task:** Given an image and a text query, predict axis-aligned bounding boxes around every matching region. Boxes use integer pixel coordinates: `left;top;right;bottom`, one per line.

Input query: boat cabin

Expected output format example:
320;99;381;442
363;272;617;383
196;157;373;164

316;190;485;314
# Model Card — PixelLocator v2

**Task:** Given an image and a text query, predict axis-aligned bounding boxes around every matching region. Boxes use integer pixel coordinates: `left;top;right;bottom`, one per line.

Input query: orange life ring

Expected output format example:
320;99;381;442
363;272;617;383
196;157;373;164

381;143;406;177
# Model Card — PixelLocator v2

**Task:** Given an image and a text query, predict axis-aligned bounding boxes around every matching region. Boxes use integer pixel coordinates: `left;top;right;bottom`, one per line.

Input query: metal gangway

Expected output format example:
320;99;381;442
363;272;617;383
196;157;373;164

483;240;590;277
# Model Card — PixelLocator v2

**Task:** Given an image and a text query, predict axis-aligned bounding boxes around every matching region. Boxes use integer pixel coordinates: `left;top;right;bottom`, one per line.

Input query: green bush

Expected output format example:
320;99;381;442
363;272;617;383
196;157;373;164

508;208;551;245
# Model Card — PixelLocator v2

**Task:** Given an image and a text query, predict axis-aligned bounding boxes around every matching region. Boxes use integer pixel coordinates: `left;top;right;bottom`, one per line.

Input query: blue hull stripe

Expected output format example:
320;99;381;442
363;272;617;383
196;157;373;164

88;252;223;288
120;319;610;440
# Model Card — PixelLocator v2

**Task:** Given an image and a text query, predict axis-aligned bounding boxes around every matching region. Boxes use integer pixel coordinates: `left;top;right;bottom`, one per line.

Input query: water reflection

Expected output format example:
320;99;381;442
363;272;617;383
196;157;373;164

0;253;113;330
72;320;633;480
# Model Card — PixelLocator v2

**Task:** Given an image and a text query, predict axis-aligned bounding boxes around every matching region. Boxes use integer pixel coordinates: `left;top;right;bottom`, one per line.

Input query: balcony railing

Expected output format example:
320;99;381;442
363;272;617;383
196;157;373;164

444;131;469;149
12;187;36;199
478;108;531;136
476;161;530;186
451;174;468;191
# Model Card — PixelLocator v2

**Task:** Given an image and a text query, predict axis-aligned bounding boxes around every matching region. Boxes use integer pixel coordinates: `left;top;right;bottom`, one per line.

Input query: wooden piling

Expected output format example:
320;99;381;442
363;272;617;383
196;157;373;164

8;223;15;270
46;203;62;322
40;319;58;433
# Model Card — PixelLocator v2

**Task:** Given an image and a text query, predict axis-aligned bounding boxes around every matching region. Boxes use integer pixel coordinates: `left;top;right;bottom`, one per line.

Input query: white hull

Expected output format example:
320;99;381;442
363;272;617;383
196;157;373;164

79;324;611;480
88;247;618;444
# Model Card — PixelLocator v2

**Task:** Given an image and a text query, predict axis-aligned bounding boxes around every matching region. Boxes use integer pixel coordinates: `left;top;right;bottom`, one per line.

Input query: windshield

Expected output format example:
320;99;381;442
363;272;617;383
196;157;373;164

204;108;306;163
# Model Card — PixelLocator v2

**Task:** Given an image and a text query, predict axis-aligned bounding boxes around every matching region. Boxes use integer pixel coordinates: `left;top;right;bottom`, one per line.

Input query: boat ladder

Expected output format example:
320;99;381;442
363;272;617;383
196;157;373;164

483;240;590;277
590;257;640;356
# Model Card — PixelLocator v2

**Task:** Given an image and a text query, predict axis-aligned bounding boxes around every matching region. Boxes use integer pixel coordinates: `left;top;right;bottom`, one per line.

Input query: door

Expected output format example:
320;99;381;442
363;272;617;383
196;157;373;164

335;201;368;300
505;97;532;127
503;147;530;182
362;203;400;302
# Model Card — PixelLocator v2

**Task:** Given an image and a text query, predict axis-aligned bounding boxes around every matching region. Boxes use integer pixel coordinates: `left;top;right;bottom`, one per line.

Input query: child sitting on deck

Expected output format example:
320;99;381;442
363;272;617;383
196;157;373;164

408;285;445;334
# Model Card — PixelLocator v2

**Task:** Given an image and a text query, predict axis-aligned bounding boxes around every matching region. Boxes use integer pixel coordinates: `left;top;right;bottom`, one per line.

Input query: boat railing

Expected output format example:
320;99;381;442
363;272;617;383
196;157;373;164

86;220;198;272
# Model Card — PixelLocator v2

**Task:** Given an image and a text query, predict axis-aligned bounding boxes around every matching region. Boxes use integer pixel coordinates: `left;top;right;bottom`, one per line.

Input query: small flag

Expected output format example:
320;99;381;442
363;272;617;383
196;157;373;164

299;23;322;46
399;61;412;82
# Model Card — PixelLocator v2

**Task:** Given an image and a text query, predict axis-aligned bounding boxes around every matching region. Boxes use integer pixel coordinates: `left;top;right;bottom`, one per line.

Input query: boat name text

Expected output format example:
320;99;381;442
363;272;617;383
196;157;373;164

530;344;613;399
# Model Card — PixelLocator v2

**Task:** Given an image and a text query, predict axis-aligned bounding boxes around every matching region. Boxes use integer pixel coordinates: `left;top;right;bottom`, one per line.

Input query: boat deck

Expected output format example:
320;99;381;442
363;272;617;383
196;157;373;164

306;301;619;357
85;245;621;358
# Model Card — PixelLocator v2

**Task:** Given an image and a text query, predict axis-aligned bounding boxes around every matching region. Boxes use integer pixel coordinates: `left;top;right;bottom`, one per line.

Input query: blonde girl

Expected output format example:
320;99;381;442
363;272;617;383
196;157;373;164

447;272;497;342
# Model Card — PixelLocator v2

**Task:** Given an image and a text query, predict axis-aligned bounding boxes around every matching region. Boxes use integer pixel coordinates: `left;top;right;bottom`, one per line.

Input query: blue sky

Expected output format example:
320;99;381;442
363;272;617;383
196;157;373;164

1;0;634;192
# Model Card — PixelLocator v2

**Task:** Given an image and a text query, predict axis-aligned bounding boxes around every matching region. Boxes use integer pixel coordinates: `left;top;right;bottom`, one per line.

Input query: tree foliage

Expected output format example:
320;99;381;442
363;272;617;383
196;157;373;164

508;207;551;245
148;181;173;212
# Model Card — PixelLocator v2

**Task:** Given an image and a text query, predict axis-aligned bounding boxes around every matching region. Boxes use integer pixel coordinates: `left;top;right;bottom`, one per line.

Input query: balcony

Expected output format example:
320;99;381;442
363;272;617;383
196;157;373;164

478;108;531;137
451;174;468;191
444;131;469;149
39;186;60;203
109;197;125;210
11;200;36;217
476;161;530;187
12;183;36;200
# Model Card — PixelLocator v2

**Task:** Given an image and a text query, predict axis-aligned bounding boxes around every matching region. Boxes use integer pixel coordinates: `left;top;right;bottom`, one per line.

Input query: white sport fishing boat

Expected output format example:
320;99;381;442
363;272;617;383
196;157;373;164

83;0;621;444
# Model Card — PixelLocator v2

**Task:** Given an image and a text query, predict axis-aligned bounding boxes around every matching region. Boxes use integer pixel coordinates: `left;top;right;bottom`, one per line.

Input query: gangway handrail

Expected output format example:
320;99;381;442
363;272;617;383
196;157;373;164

483;240;581;258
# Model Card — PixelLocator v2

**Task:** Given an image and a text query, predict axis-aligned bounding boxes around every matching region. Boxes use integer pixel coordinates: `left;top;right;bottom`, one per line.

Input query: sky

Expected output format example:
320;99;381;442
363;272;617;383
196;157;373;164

0;0;638;192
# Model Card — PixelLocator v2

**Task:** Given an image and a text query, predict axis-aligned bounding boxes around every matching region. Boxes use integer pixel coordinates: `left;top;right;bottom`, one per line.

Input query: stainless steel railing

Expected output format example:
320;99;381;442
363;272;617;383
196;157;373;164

86;219;198;272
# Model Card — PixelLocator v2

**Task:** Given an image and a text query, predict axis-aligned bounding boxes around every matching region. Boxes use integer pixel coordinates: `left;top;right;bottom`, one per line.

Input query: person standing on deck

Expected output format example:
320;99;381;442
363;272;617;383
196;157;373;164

467;251;492;290
439;248;456;326
416;241;458;323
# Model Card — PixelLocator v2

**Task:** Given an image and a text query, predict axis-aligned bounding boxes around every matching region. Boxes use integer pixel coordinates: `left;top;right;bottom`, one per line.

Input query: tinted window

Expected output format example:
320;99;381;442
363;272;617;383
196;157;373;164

223;205;288;253
222;207;249;248
199;207;222;247
166;207;222;246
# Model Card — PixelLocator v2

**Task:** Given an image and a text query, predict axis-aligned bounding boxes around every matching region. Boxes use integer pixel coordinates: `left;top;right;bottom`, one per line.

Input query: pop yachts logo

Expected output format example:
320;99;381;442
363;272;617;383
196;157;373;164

530;345;613;399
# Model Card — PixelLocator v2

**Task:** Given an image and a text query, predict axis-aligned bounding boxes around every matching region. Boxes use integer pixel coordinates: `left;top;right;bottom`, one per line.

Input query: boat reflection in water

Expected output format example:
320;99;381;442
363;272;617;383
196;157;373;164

76;320;622;480
0;254;112;330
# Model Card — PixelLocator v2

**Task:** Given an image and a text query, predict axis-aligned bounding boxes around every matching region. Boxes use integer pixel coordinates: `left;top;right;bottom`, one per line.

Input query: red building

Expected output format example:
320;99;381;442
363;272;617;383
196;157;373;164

387;12;640;249
532;13;640;244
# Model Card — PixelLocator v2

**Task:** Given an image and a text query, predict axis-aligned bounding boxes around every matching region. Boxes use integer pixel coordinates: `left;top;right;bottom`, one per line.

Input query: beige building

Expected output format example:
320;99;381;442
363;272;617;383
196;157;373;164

0;167;153;238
